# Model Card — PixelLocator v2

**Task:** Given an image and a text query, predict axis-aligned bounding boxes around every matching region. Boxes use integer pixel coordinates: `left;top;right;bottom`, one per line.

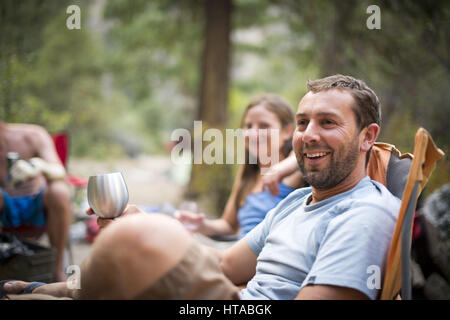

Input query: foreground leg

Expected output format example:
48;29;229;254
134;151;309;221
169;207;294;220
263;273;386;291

0;214;189;300
43;180;71;282
3;213;239;300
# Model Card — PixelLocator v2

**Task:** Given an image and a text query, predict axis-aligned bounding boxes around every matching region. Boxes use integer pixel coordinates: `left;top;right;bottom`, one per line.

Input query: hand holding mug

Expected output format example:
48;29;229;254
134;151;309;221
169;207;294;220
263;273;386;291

87;172;133;231
86;204;145;230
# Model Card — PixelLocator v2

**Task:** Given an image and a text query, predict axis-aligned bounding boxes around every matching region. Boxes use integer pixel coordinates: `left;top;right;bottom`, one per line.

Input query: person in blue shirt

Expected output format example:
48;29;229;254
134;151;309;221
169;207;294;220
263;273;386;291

174;93;305;239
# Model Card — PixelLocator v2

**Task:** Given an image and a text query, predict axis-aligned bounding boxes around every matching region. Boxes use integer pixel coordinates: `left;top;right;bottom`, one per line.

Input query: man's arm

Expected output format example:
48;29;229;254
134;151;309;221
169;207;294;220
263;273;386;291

27;126;66;181
29;126;61;164
220;238;257;285
295;284;369;300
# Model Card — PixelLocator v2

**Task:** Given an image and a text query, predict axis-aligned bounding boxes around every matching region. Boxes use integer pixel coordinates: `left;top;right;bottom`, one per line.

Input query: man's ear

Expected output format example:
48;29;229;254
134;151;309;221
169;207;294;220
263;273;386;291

360;123;380;152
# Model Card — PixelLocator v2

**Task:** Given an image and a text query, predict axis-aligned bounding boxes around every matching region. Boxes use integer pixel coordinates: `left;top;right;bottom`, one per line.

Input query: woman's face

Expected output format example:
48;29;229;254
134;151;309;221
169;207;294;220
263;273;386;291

243;104;290;163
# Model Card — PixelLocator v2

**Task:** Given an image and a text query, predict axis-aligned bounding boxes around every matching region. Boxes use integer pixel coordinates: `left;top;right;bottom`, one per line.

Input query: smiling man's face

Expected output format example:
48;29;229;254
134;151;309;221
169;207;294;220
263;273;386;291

293;89;363;190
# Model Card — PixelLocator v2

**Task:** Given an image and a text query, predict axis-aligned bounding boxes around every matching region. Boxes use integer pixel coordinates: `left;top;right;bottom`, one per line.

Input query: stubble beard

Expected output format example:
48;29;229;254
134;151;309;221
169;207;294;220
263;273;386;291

297;138;360;190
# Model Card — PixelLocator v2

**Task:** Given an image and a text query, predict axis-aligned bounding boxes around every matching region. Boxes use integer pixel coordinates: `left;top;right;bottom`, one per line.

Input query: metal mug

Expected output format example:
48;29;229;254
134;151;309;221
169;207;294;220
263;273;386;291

87;172;129;219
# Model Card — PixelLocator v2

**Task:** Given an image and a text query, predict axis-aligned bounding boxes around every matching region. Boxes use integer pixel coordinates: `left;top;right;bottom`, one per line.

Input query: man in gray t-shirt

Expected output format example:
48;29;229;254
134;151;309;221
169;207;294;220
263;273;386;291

240;176;400;299
223;74;401;300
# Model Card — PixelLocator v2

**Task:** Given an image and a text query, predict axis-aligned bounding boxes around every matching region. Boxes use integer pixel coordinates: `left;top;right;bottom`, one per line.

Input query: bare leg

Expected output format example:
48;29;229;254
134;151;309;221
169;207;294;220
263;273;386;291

42;180;71;282
2;214;193;299
3;213;237;300
79;213;193;299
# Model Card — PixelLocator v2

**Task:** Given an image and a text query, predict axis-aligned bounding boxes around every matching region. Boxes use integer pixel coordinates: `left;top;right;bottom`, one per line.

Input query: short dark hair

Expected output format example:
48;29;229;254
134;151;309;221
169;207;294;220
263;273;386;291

307;74;381;130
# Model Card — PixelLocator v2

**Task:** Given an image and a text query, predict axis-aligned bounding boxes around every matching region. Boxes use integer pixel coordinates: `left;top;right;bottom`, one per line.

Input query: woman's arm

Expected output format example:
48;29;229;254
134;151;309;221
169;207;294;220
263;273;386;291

175;166;244;237
261;152;304;195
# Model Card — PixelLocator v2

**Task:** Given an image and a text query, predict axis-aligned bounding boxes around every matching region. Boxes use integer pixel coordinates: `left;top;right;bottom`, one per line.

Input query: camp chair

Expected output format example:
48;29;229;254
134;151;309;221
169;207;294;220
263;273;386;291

367;142;413;199
51;132;88;188
377;128;445;300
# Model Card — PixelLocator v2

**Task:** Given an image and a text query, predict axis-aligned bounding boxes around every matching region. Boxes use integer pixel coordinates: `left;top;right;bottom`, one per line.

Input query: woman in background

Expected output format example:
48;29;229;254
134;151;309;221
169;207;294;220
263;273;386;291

175;93;304;239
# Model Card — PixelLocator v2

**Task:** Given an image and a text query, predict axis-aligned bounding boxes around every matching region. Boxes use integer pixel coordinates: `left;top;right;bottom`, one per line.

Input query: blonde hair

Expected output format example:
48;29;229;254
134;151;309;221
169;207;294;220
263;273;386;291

234;94;294;209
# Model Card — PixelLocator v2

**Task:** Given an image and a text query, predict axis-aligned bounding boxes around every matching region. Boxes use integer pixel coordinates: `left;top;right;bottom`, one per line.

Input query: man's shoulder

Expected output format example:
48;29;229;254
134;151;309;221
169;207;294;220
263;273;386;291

357;179;401;207
333;178;401;223
9;123;48;135
9;123;51;144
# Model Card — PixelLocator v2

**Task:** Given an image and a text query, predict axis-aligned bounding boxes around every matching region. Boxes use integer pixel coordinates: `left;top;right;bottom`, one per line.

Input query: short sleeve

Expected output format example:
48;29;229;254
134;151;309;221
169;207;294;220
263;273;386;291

244;206;276;256
301;204;397;300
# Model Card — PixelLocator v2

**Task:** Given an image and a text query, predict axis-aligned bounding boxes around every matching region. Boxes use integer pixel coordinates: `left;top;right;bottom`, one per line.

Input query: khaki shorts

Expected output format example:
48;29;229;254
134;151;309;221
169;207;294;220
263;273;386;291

134;239;240;300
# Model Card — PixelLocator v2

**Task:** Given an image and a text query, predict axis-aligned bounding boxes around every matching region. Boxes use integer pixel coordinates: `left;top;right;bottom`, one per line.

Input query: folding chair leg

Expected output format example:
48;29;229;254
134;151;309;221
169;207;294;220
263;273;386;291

400;182;420;300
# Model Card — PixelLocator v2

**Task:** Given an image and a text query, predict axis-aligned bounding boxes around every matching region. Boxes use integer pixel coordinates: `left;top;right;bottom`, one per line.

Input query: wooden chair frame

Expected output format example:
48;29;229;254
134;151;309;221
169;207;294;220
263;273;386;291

380;128;445;300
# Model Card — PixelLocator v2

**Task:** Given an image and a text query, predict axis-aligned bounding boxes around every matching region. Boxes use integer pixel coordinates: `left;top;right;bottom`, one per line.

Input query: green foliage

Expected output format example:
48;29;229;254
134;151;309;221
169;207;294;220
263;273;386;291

103;0;203;124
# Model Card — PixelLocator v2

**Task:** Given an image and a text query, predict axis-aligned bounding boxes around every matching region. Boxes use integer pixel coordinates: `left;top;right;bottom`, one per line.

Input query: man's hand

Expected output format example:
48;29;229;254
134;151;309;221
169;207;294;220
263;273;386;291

86;204;145;231
29;157;66;181
9;159;40;185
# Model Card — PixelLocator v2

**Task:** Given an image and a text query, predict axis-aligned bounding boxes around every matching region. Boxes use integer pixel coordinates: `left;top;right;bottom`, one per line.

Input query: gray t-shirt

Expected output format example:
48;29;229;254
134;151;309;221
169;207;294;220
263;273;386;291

239;176;400;300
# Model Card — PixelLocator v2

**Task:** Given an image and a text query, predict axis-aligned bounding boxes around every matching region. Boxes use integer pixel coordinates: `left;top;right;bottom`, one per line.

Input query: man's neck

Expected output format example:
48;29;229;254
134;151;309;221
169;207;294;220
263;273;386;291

309;168;367;205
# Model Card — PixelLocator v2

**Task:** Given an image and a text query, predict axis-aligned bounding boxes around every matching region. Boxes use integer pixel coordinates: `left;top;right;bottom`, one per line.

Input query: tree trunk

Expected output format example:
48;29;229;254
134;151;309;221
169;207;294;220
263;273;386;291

197;0;232;125
320;0;355;76
187;0;233;216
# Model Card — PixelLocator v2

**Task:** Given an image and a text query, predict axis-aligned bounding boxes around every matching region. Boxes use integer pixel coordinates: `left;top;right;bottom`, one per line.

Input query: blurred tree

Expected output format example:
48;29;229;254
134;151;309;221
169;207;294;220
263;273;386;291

104;0;235;213
103;0;204;153
187;0;234;213
0;0;67;120
0;0;123;158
